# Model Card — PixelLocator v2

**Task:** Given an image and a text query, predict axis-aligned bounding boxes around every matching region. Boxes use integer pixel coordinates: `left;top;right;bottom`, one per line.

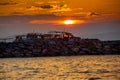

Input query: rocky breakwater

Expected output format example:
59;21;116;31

0;38;120;58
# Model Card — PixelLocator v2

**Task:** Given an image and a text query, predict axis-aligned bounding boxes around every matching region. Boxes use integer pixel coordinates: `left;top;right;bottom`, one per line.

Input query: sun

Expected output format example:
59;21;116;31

60;19;85;26
64;20;74;25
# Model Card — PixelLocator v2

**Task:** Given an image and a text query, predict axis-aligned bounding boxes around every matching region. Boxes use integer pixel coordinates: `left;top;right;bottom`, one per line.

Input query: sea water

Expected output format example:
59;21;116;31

0;55;120;80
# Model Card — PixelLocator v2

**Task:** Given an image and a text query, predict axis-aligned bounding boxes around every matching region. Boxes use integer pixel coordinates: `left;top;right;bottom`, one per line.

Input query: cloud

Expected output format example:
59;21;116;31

0;24;9;27
73;12;91;16
51;8;71;13
11;12;24;15
40;4;71;11
0;2;17;5
50;4;72;14
0;0;72;16
26;6;42;11
35;1;64;5
34;2;44;5
88;12;100;16
29;19;85;26
47;1;64;4
26;4;72;15
29;20;58;25
72;12;100;17
40;5;53;9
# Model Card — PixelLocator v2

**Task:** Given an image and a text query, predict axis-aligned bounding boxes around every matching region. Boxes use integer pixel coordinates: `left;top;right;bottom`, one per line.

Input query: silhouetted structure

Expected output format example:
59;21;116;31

14;31;74;42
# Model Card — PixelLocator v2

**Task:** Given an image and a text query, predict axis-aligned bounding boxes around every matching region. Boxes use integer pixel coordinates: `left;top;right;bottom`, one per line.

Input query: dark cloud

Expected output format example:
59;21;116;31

59;4;64;7
0;2;17;5
40;5;53;9
88;12;100;16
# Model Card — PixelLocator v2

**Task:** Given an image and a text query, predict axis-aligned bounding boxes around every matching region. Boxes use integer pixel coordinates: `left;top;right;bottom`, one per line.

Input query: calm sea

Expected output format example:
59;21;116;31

0;55;120;80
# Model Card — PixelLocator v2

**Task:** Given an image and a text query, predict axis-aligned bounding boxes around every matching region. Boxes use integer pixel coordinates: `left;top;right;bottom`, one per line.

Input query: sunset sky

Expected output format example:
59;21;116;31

0;0;120;40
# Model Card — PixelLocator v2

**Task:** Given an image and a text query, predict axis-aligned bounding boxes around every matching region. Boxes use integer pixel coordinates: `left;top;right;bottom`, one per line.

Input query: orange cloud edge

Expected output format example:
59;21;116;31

29;19;85;26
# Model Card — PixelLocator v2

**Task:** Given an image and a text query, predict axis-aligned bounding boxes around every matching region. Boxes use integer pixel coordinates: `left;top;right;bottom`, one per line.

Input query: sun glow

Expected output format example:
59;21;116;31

64;20;74;25
62;19;85;25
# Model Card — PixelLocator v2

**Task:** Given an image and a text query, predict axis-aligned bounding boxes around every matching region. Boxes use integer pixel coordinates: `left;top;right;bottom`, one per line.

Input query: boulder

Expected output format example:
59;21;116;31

71;47;79;53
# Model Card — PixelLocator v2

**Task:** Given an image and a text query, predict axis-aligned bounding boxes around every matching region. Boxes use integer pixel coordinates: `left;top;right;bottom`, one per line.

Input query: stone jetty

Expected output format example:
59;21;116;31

0;31;120;58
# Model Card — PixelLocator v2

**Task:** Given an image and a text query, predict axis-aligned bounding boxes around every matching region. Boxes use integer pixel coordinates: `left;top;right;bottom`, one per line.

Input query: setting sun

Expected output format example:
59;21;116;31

62;20;85;25
64;20;74;25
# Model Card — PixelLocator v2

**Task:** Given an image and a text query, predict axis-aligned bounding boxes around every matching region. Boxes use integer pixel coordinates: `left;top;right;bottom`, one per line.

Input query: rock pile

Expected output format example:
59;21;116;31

0;38;120;58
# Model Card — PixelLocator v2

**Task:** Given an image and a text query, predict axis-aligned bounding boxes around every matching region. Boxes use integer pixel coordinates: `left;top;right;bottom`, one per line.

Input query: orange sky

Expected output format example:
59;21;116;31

0;0;120;24
0;0;120;16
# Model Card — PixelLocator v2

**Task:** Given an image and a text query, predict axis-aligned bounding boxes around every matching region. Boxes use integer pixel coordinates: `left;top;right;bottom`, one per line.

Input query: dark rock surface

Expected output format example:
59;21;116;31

0;38;120;58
